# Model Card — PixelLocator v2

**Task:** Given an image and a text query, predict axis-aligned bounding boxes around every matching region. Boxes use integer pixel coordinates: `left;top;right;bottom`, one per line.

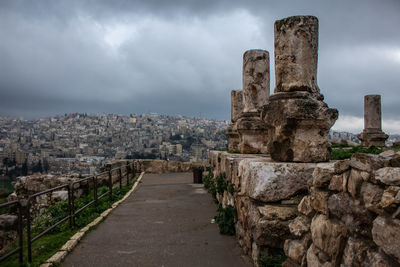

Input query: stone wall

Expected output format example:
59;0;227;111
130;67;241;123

209;150;400;266
284;152;400;266
133;159;208;174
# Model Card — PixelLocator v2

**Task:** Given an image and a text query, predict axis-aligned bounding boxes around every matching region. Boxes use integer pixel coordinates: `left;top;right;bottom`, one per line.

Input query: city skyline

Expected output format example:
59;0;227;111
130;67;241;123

0;0;399;134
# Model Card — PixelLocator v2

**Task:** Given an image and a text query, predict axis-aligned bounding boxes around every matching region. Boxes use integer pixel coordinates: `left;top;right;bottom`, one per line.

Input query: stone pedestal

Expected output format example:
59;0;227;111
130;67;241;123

226;90;243;151
237;50;270;154
262;16;338;162
237;112;269;154
358;95;388;147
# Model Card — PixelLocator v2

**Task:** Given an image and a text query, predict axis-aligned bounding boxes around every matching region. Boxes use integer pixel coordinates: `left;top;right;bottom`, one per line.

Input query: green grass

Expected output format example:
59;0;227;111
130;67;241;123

331;146;384;160
1;175;138;267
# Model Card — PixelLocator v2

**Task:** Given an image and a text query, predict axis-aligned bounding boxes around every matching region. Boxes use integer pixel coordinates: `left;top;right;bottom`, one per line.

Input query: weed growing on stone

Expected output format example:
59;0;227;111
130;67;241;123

203;171;217;201
258;248;286;267
227;183;234;195
215;173;227;194
214;205;236;236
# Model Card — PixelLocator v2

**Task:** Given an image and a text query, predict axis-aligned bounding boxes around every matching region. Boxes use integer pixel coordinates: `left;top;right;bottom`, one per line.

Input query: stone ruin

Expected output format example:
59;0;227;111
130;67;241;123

226;90;243;151
217;14;399;267
358;94;388;147
236;49;270;154
228;15;338;163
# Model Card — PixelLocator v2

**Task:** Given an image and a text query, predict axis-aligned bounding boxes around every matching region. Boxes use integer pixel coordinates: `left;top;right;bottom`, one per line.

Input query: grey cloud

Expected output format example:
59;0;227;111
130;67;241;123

0;0;399;130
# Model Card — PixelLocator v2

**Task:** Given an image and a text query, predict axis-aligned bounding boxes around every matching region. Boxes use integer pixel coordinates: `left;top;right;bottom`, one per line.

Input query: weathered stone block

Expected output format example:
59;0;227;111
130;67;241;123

306;244;333;267
298;195;314;217
375;167;400;186
239;160;315;202
253;219;291;248
348;169;366;198
312;163;335;188
380;186;400;209
333;159;350;174
372;216;400;261
258;205;298;221
311;189;329;215
284;238;308;264
391;154;400;167
361;182;383;214
350;153;388;172
328;172;348;192
311;214;346;261
289;216;310;237
328;192;373;236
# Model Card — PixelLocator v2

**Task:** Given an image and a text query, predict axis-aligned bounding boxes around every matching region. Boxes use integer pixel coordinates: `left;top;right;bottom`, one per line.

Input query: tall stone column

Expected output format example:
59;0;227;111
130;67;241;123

226;90;243;151
242;50;270;113
262;15;338;162
237;49;270;154
357;95;388;147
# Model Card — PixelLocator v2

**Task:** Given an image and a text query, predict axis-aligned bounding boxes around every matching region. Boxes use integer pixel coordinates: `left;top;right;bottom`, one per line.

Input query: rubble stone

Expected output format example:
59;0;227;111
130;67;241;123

311;214;346;261
375;167;400;186
372;216;400;261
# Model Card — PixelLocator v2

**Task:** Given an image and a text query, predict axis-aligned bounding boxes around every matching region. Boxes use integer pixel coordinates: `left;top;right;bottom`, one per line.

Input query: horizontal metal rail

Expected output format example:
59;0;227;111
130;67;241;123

0;162;136;264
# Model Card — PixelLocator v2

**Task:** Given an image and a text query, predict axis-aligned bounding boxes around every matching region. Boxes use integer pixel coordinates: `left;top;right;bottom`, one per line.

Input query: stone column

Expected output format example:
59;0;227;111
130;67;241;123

237;50;270;154
262;15;338;162
274;16;320;96
226;90;243;151
357;95;388;147
242;49;270;113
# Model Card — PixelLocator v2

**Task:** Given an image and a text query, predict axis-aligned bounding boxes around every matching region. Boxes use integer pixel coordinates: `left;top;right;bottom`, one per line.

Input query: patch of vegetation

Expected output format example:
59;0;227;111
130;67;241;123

214;205;236;236
331;146;384;160
215;173;227;194
227;183;235;195
203;171;217;201
1;177;137;267
258;248;286;267
228;150;240;154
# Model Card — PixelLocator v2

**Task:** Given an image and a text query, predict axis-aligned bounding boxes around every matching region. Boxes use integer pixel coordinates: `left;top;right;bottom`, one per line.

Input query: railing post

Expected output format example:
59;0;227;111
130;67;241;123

108;170;113;201
126;163;130;185
71;184;76;227
119;168;122;189
17;202;23;264
131;162;136;179
67;186;72;229
94;175;98;207
26;199;32;263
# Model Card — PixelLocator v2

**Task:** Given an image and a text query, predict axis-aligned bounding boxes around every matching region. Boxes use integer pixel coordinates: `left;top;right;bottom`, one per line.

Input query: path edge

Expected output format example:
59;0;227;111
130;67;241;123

39;172;145;267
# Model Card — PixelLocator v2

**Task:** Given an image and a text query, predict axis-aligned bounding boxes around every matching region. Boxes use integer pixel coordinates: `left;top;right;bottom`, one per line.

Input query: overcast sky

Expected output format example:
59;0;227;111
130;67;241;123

0;0;399;133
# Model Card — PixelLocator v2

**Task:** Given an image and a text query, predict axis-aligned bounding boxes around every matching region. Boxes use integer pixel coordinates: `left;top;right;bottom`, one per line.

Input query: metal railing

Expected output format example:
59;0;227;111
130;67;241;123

0;161;136;264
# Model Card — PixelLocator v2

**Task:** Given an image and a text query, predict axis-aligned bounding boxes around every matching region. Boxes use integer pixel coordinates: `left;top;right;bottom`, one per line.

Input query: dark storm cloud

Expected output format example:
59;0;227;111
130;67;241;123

0;0;399;132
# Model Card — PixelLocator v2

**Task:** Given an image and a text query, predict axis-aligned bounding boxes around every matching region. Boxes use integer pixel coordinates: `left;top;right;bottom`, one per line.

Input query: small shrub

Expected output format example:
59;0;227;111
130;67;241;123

258;248;286;267
214;205;236;235
215;173;227;194
227;183;234;195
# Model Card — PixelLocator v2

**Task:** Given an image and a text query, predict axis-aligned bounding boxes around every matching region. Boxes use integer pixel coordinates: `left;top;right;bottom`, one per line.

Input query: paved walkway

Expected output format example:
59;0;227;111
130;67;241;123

62;173;251;267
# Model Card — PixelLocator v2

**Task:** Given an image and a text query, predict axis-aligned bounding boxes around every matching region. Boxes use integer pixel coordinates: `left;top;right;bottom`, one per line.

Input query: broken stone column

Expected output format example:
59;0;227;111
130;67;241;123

237;49;270;154
357;95;388;147
262;15;338;162
226;90;243;151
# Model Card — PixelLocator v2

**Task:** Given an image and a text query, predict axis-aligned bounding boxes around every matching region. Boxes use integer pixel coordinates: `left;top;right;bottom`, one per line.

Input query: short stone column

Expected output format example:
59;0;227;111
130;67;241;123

237;49;269;154
262;15;338;162
357;95;388;147
226;90;243;151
